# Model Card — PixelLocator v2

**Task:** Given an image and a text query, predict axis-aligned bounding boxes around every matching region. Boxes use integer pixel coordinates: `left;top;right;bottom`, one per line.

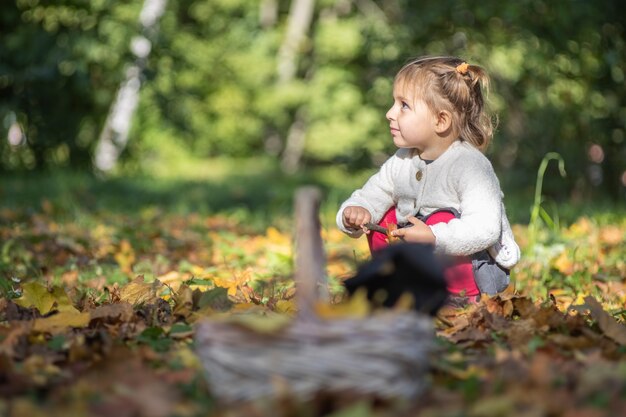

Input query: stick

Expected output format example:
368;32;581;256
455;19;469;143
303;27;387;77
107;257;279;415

294;187;328;321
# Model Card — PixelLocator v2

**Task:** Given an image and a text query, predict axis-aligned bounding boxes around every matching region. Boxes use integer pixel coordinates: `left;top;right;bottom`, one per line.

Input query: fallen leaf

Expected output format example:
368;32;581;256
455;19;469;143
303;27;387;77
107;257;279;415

599;226;623;246
50;286;79;313
114;239;136;274
89;302;134;323
14;282;55;315
213;268;253;299
221;312;293;334
315;288;370;319
583;296;626;345
275;299;298;315
196;287;233;312
552;250;574;275
33;311;90;334
119;275;162;306
0;323;30;357
266;226;291;246
172;284;194;318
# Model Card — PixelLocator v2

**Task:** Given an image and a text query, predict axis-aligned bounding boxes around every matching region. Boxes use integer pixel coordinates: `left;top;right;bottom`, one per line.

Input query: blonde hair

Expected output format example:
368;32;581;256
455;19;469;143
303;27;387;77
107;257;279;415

395;56;496;152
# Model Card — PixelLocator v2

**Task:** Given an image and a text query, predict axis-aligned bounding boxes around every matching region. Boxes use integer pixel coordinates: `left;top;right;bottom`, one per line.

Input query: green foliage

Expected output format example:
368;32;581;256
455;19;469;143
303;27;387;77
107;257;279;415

1;0;624;200
0;0;139;169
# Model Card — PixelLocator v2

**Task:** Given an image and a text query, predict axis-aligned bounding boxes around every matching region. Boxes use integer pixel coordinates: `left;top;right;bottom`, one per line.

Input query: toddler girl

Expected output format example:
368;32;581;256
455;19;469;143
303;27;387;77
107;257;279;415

337;56;520;304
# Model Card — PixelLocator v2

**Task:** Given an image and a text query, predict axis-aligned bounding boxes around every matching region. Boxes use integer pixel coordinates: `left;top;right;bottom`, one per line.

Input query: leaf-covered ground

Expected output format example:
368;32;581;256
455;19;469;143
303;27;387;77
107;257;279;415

1;182;625;417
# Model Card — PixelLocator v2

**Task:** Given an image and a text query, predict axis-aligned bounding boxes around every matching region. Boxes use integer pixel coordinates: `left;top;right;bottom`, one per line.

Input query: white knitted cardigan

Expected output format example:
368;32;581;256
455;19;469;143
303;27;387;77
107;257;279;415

336;140;520;269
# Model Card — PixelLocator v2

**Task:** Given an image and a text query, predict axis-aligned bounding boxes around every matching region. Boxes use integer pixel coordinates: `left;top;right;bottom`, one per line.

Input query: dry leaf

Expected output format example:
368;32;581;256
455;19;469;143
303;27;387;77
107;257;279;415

119;275;162;306
583;296;626;345
33;311;90;334
89;302;134;323
172;285;194;318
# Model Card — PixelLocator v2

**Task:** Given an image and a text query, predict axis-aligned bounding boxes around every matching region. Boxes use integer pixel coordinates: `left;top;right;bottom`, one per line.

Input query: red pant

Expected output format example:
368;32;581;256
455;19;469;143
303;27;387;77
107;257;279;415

367;207;479;297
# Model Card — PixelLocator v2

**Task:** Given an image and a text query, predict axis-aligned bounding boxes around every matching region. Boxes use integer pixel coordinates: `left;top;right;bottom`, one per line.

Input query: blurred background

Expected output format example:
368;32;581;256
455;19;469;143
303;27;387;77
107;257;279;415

1;0;624;222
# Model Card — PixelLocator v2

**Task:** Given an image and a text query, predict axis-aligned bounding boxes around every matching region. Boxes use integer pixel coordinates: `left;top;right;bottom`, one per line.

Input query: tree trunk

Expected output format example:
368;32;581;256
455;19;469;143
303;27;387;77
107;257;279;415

277;0;315;173
259;0;278;28
277;0;315;84
93;0;168;174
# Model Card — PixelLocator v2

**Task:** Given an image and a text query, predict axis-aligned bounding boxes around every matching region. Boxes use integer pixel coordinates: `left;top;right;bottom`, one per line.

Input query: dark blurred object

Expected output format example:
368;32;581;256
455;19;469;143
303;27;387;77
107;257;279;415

344;243;448;316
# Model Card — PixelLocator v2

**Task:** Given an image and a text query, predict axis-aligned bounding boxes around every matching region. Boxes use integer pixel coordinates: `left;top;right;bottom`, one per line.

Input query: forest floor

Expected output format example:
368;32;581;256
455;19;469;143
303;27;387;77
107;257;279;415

1;169;625;417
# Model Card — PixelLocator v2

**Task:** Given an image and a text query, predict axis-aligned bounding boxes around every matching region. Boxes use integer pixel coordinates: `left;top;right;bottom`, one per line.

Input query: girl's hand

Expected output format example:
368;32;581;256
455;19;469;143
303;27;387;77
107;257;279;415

342;206;372;231
391;216;435;244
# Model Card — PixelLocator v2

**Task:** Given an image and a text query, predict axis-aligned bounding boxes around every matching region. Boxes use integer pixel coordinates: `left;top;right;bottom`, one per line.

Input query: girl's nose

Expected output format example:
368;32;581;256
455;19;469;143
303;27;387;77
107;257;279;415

386;106;395;121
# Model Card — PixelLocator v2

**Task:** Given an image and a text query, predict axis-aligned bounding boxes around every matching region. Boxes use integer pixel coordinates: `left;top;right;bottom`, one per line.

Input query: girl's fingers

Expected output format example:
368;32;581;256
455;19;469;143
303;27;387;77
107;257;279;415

391;228;404;237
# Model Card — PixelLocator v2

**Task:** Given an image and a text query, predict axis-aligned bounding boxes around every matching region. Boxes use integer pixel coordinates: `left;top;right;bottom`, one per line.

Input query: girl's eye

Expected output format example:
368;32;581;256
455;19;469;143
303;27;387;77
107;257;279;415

401;102;410;109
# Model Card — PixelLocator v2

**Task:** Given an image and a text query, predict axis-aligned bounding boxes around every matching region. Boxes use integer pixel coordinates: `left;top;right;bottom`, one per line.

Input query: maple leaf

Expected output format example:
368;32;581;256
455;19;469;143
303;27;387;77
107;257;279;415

212;268;254;299
15;282;56;315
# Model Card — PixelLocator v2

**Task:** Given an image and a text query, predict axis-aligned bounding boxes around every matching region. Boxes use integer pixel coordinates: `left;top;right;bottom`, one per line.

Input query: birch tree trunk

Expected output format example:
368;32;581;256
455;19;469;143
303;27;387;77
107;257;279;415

278;0;315;173
276;0;315;84
93;0;168;174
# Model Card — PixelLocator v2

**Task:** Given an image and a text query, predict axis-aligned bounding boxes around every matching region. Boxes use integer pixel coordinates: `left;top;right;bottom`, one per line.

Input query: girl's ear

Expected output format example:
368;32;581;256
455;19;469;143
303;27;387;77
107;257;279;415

434;110;452;133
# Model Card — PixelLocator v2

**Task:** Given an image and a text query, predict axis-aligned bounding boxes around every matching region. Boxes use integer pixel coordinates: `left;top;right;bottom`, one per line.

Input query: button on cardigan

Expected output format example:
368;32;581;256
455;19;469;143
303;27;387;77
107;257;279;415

336;140;520;269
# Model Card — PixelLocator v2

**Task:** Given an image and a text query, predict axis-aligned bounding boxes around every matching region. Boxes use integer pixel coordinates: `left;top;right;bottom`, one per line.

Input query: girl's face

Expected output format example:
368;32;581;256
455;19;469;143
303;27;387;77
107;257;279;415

385;83;439;151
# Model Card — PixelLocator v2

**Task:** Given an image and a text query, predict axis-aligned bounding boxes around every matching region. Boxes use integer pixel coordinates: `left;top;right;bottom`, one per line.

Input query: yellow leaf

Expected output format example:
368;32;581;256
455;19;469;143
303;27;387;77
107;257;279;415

33;311;90;334
172;285;194;318
552;251;574;275
266;227;291;246
15;282;56;315
50;286;79;313
568;217;593;236
315;288;370;319
212;276;238;297
599;226;623;246
275;299;298;315
114;239;136;274
224;312;293;334
212;268;254;299
326;262;352;279
157;271;192;291
119;275;162;305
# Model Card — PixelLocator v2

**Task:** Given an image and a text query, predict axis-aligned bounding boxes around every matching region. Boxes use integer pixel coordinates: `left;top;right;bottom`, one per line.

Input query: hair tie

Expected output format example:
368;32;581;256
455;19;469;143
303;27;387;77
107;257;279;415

456;62;469;75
